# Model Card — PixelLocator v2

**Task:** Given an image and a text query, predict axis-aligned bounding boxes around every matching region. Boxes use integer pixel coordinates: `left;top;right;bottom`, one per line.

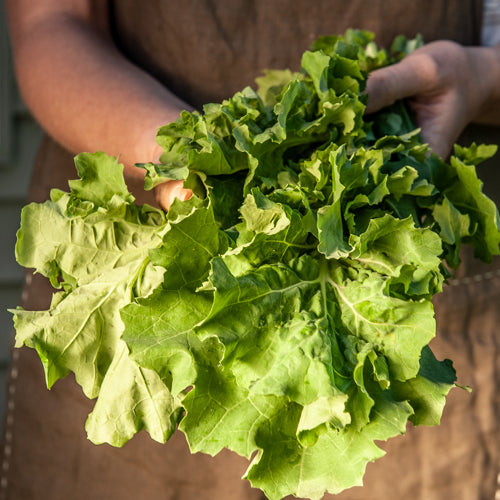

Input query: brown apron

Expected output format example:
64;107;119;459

2;1;500;499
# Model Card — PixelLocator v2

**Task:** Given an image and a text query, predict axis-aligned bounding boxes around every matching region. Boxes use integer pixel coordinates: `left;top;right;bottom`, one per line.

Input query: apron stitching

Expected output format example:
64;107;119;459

0;347;20;498
0;276;32;498
449;268;500;286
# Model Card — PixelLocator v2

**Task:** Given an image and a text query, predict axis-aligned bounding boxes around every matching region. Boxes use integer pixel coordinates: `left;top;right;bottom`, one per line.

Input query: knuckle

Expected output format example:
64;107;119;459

407;52;440;90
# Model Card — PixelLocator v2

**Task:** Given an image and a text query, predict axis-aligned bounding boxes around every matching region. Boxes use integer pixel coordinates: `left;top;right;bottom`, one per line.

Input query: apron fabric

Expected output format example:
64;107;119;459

2;1;500;499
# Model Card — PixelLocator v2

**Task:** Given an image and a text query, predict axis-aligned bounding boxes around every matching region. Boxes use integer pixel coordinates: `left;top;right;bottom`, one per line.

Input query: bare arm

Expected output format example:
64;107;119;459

365;40;500;158
6;0;191;207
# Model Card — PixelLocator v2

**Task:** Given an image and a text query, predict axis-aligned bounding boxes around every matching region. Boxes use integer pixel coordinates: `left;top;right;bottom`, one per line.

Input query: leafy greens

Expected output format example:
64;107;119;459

11;30;500;499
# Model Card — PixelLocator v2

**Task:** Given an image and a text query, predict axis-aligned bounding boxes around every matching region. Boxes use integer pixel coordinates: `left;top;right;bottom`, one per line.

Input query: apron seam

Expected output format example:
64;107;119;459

0;348;20;500
0;274;30;499
449;268;500;286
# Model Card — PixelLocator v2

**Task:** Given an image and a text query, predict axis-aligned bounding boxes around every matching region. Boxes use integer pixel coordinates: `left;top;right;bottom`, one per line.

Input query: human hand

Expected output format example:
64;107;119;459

365;40;500;158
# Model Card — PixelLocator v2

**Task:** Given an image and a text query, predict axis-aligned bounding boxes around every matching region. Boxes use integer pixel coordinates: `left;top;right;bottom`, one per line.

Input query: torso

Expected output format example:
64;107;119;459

110;0;484;108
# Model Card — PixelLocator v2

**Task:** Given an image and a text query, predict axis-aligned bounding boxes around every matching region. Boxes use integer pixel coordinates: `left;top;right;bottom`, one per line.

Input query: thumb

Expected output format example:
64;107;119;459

364;54;434;114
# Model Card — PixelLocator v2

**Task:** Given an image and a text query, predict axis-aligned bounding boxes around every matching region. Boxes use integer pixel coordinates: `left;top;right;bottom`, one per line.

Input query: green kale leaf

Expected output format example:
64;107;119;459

11;30;500;499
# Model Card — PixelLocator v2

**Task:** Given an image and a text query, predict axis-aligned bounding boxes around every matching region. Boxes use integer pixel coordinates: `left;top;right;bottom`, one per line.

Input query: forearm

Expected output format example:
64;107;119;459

6;3;189;170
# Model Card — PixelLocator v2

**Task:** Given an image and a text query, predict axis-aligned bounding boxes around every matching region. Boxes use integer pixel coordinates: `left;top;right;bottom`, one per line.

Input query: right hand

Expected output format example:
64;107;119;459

154;180;192;211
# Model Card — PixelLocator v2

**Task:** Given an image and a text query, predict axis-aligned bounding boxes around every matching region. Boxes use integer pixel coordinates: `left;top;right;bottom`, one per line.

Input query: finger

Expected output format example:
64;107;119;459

410;96;462;159
364;53;438;114
155;179;192;211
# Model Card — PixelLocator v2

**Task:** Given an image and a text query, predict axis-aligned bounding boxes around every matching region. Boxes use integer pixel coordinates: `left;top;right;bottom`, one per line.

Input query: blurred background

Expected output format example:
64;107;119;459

0;1;42;429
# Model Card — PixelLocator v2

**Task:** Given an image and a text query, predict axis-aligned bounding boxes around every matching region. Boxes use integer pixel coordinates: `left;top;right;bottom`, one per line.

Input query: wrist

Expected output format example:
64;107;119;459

469;44;500;125
132;122;164;166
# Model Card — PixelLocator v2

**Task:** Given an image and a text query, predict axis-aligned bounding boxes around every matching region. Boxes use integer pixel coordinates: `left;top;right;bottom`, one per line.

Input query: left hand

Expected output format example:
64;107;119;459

365;40;500;158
